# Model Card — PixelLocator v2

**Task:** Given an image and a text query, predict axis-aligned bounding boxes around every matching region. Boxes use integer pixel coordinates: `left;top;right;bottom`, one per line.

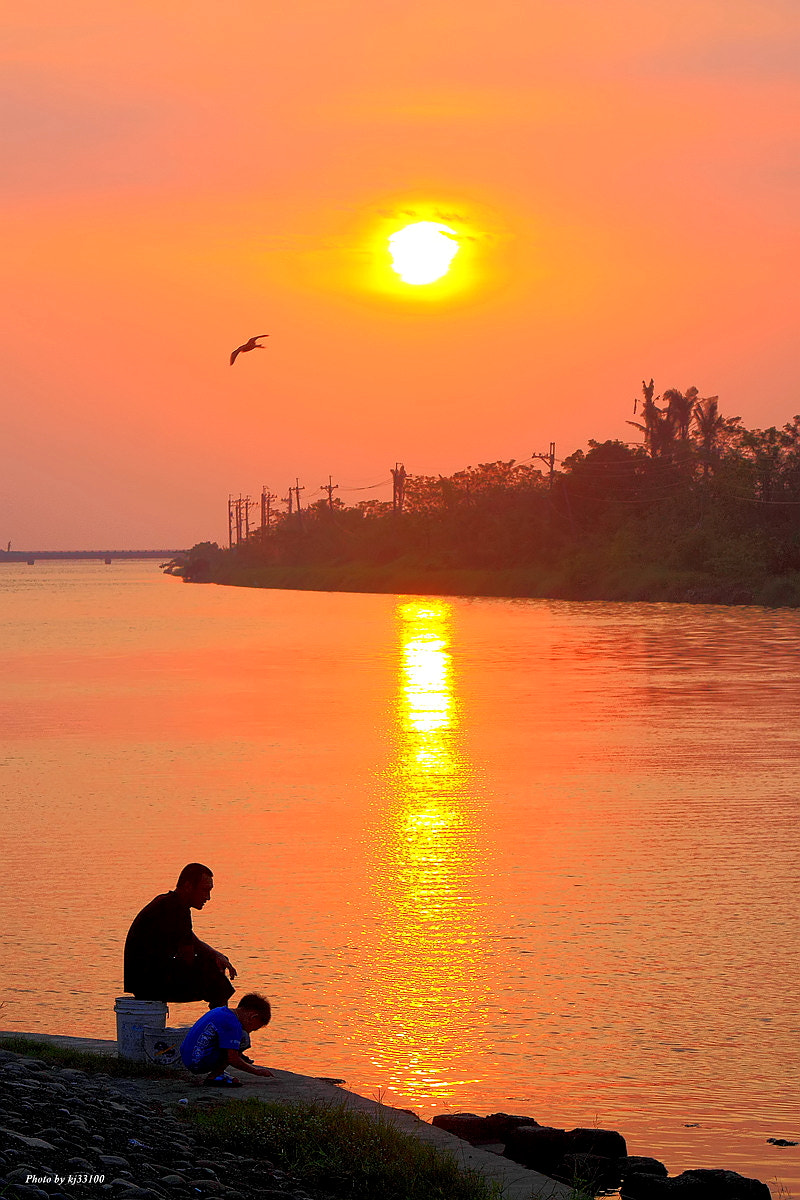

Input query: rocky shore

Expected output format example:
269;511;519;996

0;1045;783;1200
431;1112;775;1199
0;1048;330;1200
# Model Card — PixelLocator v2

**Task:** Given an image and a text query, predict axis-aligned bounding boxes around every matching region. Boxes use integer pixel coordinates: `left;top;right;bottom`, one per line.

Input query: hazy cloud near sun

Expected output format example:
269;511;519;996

0;68;180;196
4;0;798;210
639;35;800;80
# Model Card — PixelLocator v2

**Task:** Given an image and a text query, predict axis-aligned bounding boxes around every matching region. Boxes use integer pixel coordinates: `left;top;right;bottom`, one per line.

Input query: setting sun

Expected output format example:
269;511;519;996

388;221;460;285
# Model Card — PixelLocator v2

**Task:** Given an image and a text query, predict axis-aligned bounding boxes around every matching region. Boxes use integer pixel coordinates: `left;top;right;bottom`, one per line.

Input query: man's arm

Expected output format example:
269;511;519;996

193;935;237;980
226;1049;272;1076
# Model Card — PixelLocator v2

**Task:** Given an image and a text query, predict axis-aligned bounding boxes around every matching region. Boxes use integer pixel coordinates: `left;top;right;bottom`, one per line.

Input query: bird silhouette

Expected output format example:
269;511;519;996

230;335;269;365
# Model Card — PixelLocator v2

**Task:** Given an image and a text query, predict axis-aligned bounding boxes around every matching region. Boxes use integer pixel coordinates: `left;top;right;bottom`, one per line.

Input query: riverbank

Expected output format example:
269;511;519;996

0;1034;572;1200
1;1034;782;1199
169;559;800;608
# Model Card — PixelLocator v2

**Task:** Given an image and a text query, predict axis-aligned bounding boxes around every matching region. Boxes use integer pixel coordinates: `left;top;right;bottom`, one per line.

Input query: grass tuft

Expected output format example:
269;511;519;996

183;1096;507;1200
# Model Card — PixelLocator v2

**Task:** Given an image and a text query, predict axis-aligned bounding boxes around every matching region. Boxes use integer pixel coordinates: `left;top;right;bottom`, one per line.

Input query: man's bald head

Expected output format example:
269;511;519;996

176;863;214;909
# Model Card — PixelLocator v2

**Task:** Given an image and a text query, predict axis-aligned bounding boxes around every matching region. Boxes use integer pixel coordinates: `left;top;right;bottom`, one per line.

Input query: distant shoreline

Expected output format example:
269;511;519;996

1;550;185;562
168;560;800;608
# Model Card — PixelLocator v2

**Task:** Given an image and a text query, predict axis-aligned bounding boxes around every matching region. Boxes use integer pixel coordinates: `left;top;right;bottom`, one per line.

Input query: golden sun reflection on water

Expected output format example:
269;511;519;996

362;599;490;1104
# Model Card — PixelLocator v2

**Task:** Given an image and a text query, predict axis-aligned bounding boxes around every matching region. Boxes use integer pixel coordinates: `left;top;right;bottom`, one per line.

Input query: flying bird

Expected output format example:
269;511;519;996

230;335;269;365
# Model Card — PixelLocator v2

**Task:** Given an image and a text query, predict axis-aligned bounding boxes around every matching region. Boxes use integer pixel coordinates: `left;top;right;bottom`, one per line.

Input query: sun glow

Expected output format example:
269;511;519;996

388;221;460;285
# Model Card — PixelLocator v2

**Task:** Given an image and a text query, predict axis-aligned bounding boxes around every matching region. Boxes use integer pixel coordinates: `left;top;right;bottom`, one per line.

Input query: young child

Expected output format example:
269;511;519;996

180;992;273;1087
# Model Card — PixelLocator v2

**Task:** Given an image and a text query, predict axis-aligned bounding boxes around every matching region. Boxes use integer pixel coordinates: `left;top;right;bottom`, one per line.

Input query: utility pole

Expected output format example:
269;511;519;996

532;442;557;489
243;495;252;540
284;488;293;516
234;496;243;544
228;496;234;549
293;478;304;513
261;486;277;530
321;475;339;510
391;463;407;513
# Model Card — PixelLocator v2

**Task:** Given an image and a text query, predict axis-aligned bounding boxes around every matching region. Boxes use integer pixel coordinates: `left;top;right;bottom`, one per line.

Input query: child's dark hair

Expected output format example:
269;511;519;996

239;993;271;1024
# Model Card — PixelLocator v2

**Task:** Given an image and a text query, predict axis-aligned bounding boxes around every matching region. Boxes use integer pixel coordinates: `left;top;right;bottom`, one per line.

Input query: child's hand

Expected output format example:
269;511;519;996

253;1066;273;1077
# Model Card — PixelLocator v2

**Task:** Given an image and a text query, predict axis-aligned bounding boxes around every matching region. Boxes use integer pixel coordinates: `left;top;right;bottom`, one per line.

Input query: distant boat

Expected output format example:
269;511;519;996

104;557;112;564
27;558;35;565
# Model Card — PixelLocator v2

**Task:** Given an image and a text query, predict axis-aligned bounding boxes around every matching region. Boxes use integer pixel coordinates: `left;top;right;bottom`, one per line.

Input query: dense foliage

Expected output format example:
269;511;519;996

174;383;800;606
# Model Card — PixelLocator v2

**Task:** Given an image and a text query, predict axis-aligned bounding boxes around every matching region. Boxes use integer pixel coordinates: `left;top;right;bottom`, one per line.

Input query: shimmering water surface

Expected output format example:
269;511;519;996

1;561;798;1195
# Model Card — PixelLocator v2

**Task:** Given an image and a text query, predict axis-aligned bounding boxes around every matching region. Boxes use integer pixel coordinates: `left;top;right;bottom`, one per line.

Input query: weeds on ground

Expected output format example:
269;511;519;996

771;1180;795;1200
0;1035;182;1079
183;1095;506;1200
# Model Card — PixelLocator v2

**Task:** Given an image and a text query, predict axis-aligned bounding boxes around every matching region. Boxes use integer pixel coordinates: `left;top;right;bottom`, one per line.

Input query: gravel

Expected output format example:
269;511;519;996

0;1050;330;1200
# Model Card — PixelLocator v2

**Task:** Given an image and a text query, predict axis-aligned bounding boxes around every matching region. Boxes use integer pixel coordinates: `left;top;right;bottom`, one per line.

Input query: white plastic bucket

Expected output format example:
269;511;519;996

114;997;168;1061
142;1026;191;1068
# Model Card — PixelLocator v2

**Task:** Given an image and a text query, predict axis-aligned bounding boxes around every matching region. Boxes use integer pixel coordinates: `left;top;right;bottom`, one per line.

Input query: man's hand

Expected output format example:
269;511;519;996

252;1066;273;1077
214;952;237;980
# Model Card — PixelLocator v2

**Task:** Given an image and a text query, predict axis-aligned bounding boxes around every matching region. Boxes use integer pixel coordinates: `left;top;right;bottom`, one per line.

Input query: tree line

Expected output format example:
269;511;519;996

175;381;800;606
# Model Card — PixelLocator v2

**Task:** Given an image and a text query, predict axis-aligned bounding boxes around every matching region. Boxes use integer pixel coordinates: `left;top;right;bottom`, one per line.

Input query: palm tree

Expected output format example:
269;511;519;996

628;379;669;457
692;394;724;478
663;387;697;442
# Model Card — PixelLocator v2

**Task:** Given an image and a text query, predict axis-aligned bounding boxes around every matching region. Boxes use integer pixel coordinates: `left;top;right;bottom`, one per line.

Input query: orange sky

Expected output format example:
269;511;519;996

3;0;798;548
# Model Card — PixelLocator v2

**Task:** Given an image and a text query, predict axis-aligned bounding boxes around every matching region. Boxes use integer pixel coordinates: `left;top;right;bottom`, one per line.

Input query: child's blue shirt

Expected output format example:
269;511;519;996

180;1006;245;1072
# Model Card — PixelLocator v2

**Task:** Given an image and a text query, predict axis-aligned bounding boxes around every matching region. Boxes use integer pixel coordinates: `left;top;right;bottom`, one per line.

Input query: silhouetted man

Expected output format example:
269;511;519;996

124;863;236;1008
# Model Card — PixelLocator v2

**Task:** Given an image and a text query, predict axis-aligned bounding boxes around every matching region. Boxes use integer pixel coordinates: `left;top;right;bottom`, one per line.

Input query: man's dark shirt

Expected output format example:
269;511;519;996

123;891;196;998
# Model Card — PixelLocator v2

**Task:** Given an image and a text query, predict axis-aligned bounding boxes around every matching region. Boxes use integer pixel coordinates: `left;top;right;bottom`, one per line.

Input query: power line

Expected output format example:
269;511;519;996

339;478;391;492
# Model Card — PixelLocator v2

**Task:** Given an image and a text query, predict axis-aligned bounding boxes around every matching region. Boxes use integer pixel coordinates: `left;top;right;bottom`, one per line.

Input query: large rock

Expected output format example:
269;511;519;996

484;1112;541;1140
431;1113;492;1142
504;1122;628;1174
431;1111;538;1145
621;1156;669;1179
679;1170;771;1199
503;1125;572;1172
621;1168;772;1199
568;1125;627;1158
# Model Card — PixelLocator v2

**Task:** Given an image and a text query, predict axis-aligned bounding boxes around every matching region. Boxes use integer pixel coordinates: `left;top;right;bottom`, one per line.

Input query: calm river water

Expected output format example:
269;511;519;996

1;561;798;1194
